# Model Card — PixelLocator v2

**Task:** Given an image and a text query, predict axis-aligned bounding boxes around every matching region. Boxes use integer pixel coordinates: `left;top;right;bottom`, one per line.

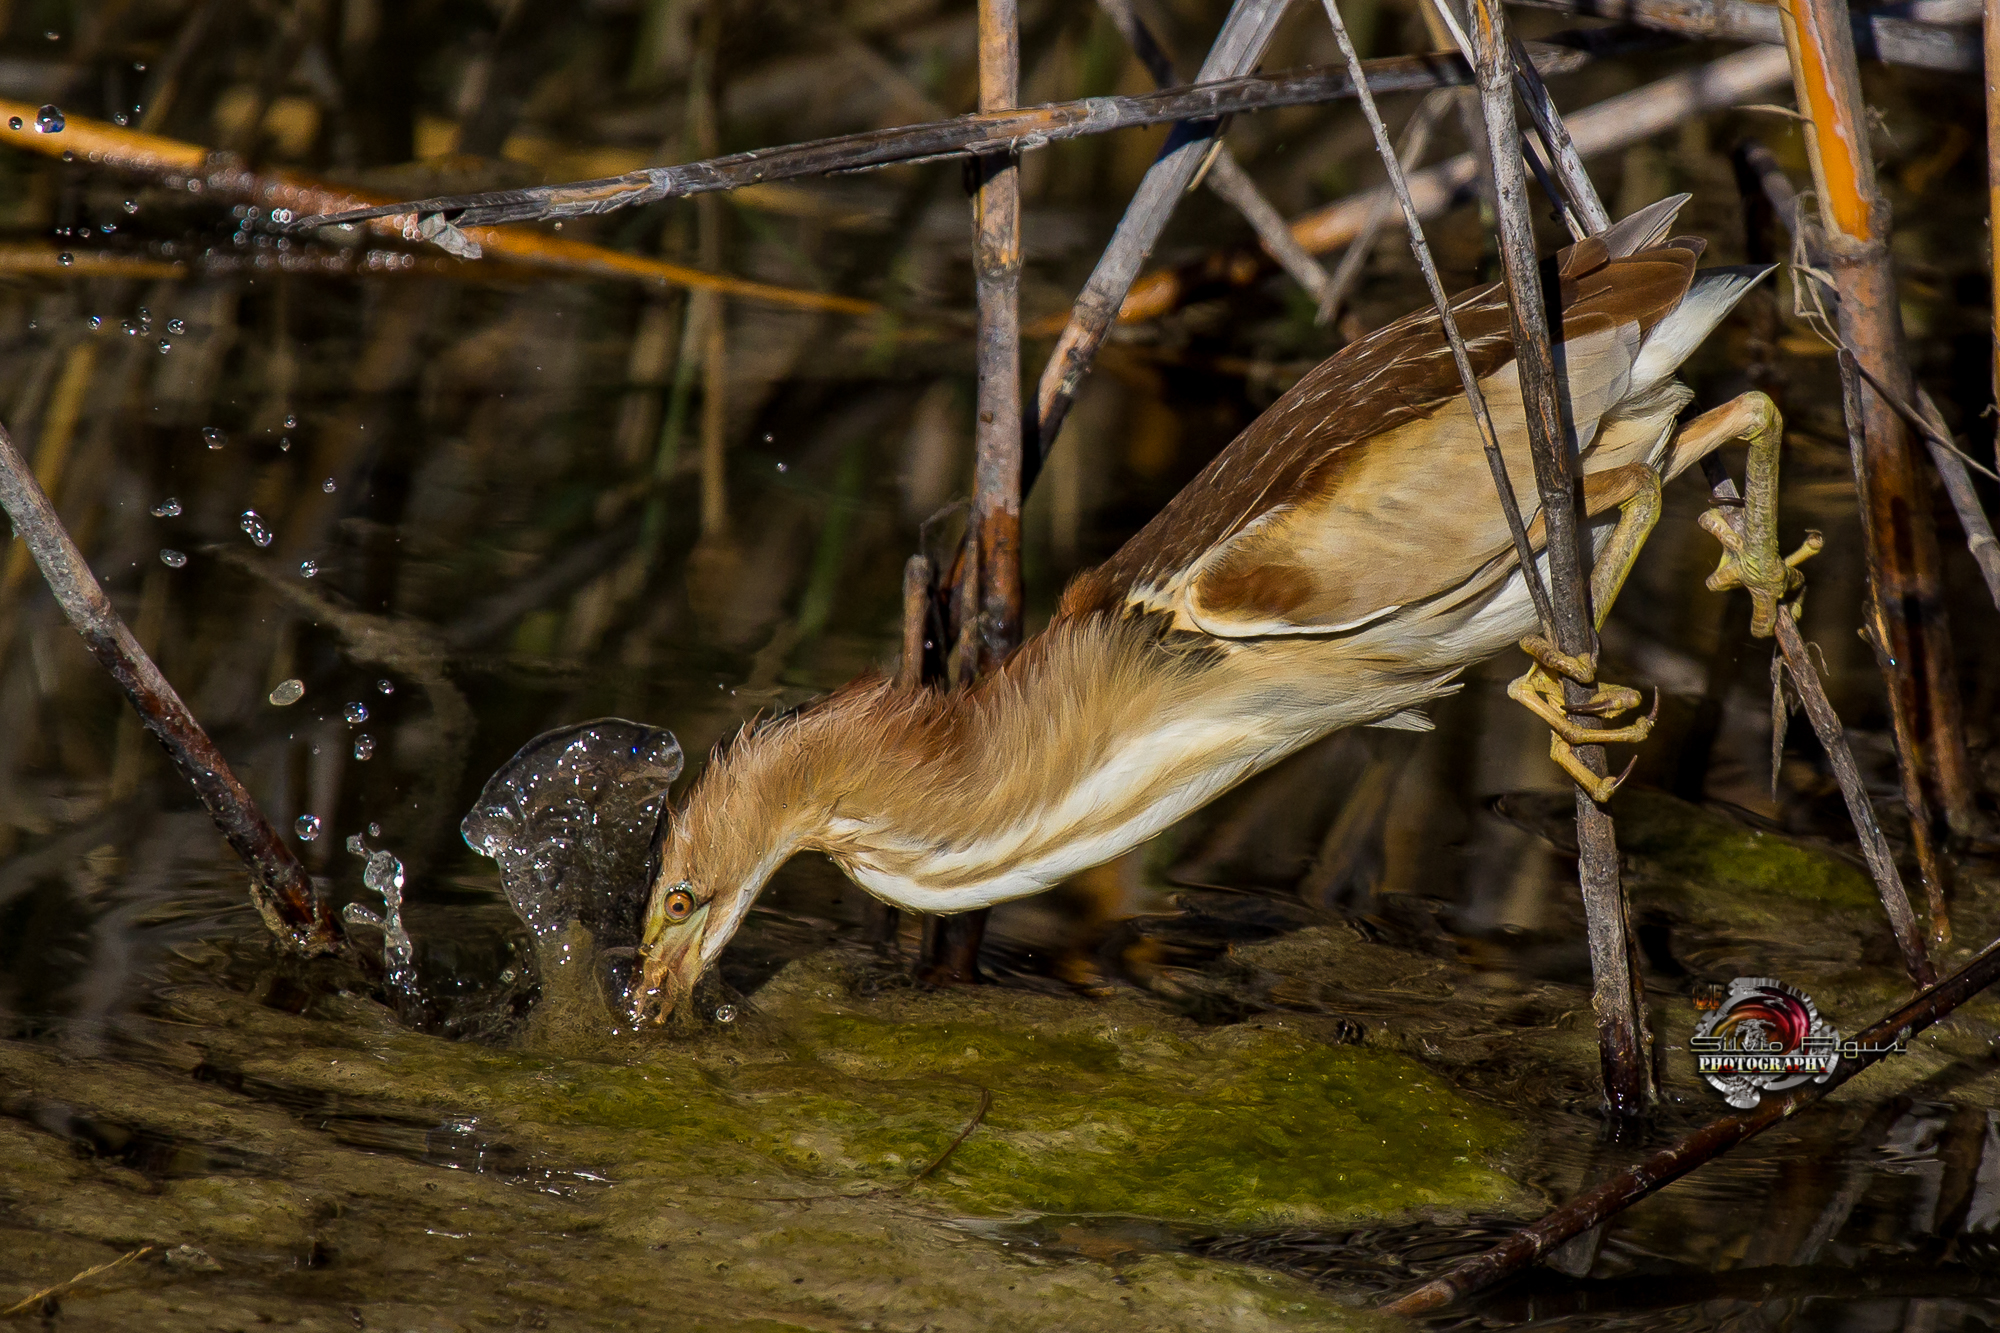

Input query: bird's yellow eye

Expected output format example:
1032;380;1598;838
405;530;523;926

663;886;696;923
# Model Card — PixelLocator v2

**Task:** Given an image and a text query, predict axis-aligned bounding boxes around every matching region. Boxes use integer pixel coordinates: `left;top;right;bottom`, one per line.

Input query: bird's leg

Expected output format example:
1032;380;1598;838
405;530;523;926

1508;464;1663;802
1685;392;1822;635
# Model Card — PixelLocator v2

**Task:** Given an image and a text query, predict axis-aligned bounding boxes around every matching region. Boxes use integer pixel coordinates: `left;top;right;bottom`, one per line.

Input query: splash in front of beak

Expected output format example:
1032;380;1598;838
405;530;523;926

631;890;710;1024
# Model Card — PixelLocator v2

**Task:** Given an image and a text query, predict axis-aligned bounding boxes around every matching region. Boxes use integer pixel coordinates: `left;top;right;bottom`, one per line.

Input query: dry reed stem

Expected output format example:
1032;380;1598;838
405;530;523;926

1990;0;2000;466
2;1245;156;1318
1467;0;1651;1116
1096;0;1333;300
1384;929;2000;1314
1777;0;1976;848
1314;0;1554;632
1701;456;1934;987
1103;44;1792;327
1510;0;1982;69
0;101;875;317
288;49;1571;235
0;420;337;955
1316;89;1453;327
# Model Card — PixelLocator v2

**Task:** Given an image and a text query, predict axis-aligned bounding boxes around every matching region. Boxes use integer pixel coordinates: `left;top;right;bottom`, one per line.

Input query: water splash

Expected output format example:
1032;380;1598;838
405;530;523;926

343;845;419;1007
461;719;682;1011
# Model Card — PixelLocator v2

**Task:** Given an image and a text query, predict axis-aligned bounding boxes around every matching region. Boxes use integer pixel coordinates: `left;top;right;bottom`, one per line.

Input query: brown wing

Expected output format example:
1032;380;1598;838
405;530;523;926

1058;236;1700;636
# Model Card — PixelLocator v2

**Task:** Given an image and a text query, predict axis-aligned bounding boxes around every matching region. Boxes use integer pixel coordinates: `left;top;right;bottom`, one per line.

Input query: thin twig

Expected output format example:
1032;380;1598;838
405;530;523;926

1095;0;1333;299
1701;456;1934;987
1508;0;1982;71
1108;44;1792;326
0;103;875;317
1316;0;1556;633
1466;0;1651;1115
0;421;337;954
283;51;1580;235
2;1246;156;1318
1384;930;2000;1314
1026;0;1318;479
1316;89;1453;327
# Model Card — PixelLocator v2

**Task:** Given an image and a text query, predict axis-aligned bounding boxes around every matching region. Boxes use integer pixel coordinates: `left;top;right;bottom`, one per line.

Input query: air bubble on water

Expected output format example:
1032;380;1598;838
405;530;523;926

159;548;186;568
353;734;375;761
296;814;323;840
268;678;305;706
376;679;394;694
150;497;181;518
57;253;71;266
283;413;298;429
344;702;369;724
322;477;336;493
299;559;318;578
239;510;273;546
167;318;184;334
35;105;63;133
203;426;225;448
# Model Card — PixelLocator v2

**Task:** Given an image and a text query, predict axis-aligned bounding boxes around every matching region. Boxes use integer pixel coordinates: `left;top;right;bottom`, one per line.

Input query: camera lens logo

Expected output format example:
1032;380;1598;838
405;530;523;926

1689;977;1841;1108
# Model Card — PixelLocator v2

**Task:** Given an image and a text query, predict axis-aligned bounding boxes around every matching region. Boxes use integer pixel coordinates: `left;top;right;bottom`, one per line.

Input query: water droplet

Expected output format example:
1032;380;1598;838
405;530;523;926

6;118;18;131
713;1004;738;1024
344;702;370;724
121;320;137;336
42;31;56;41
167;318;184;334
239;511;273;547
87;314;101;329
157;340;170;353
138;307;149;322
121;199;136;214
158;548;186;568
296;814;322;841
283;413;298;429
278;436;292;452
321;477;337;493
269;678;306;706
346;833;367;856
35;106;62;133
150;497;181;518
59;150;72;163
376;679;394;694
774;462;787;472
299;559;318;578
367;822;381;838
112;113;127;127
353;734;376;761
202;426;225;449
56;253;71;266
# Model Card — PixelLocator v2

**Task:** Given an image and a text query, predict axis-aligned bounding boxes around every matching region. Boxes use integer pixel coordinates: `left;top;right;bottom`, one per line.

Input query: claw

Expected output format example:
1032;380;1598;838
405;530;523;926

1545;737;1640;804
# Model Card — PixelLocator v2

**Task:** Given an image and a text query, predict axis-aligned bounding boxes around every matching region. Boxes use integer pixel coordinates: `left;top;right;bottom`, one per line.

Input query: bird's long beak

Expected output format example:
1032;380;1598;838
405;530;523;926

631;898;709;1024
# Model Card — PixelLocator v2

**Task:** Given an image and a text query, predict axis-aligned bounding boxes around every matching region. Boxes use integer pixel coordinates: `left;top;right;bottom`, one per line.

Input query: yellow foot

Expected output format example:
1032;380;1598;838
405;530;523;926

1700;510;1823;636
1509;637;1659;803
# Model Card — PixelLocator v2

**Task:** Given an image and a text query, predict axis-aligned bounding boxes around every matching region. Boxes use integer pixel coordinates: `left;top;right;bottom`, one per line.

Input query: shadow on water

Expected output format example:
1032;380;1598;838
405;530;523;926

0;0;1996;1327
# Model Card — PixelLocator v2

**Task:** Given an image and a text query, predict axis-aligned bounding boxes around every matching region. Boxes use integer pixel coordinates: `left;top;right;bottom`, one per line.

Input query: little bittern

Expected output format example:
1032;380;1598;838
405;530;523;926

632;195;1813;1022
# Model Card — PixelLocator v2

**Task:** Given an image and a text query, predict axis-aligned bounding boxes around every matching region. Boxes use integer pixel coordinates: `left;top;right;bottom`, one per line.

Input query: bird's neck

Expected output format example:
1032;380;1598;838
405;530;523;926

667;613;1296;914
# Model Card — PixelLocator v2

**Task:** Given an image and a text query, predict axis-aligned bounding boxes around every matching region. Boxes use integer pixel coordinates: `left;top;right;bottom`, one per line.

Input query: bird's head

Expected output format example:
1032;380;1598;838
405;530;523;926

629;821;740;1023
